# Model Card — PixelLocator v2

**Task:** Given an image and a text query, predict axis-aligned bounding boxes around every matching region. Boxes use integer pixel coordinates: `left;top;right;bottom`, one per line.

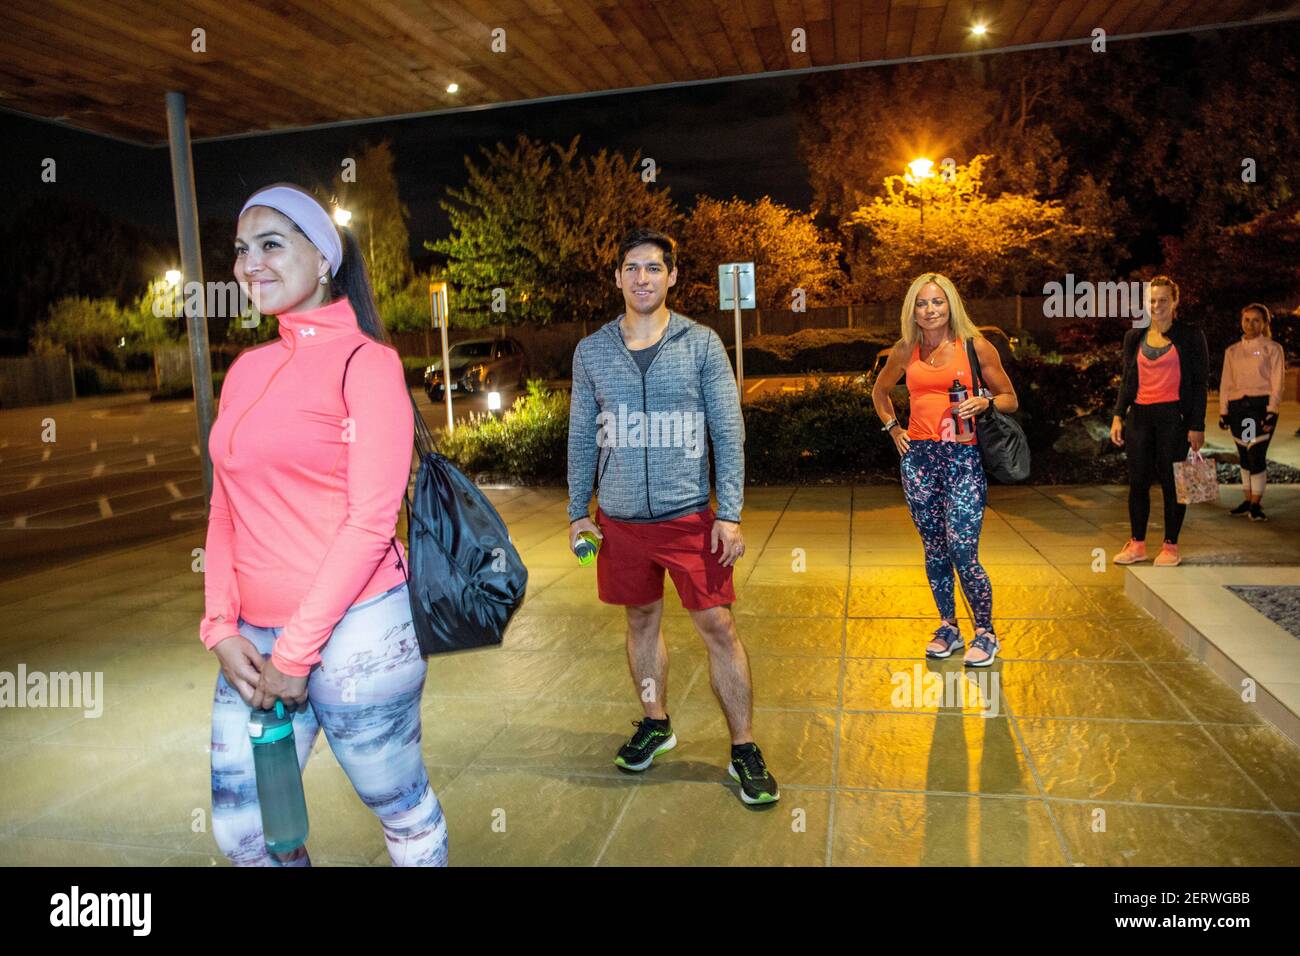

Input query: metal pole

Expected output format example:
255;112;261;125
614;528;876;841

431;282;453;433
731;265;744;397
165;91;215;505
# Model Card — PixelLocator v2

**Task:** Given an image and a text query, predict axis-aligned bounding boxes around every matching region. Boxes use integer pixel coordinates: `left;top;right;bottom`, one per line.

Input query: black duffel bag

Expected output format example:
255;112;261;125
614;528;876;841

396;404;528;654
343;345;528;654
965;337;1031;483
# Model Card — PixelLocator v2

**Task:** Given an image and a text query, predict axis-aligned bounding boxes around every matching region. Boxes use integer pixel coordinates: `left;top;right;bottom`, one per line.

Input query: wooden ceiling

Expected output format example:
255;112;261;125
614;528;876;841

1;0;1296;146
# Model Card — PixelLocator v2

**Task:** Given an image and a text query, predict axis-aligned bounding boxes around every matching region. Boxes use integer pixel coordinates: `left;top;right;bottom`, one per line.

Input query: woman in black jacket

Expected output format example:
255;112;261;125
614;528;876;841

1109;276;1209;568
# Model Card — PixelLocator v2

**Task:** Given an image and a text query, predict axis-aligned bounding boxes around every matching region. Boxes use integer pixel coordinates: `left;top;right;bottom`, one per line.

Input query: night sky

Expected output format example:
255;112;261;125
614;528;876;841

0;73;810;261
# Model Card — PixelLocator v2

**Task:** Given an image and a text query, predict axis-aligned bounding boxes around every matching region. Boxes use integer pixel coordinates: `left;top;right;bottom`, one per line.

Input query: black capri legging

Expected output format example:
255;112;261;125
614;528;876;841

1125;401;1190;544
1226;395;1272;476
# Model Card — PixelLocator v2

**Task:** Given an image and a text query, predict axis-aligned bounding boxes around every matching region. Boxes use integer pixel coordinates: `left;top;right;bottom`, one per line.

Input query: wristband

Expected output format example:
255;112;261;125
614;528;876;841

881;418;898;433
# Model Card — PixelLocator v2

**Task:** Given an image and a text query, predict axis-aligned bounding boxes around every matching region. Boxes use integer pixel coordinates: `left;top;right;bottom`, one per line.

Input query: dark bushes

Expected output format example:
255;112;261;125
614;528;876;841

729;328;893;375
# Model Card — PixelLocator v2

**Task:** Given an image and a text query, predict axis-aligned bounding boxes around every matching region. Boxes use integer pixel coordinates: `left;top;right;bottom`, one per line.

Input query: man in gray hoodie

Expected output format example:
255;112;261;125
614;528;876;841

567;228;778;806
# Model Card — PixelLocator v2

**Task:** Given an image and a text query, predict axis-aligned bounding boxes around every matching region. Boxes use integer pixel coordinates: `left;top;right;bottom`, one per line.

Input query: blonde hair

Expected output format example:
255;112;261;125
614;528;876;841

1242;302;1272;337
897;273;983;352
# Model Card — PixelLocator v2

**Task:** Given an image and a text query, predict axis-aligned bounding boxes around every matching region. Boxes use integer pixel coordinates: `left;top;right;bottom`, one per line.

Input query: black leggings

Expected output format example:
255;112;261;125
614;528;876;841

1227;395;1272;475
1125;402;1190;544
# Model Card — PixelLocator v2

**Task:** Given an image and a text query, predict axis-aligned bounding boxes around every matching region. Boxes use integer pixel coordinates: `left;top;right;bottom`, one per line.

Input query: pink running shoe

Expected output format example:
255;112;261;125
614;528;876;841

1153;543;1181;567
1112;539;1148;565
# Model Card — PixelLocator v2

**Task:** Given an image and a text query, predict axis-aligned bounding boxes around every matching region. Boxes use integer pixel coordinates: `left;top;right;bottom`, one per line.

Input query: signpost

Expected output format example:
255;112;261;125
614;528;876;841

718;262;755;397
430;281;453;433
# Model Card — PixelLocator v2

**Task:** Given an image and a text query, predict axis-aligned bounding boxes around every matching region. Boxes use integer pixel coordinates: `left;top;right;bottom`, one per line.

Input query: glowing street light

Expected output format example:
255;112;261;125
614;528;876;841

905;158;936;242
333;206;352;227
164;269;182;286
906;157;936;183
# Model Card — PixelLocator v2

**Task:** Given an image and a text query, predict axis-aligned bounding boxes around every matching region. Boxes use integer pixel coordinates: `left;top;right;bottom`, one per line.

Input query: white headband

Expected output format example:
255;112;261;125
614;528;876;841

239;186;343;276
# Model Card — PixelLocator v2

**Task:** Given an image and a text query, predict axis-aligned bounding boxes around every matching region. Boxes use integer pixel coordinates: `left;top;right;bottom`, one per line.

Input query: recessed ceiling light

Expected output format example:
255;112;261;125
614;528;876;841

446;82;459;94
971;23;987;36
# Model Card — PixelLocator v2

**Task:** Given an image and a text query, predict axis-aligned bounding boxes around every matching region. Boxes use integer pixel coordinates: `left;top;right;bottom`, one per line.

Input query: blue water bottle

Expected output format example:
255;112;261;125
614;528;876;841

249;700;309;853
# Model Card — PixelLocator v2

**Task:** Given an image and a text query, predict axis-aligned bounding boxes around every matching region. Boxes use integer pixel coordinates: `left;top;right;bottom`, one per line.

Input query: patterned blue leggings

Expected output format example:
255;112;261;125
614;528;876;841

210;582;449;866
900;440;994;631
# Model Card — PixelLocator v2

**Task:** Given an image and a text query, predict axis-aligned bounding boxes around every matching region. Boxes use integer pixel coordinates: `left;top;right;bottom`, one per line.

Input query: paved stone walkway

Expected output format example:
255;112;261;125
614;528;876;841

1;484;1299;866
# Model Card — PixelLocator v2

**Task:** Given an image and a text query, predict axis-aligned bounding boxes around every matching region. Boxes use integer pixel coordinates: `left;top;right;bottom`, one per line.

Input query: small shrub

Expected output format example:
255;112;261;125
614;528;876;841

744;375;896;481
1007;353;1118;449
438;379;569;482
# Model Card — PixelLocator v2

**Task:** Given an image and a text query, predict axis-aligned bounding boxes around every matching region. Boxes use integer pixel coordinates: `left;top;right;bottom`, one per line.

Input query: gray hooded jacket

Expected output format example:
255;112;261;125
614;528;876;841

567;311;744;524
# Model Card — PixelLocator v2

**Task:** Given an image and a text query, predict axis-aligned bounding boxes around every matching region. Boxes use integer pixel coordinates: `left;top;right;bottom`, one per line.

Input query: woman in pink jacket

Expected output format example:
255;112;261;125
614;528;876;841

201;183;447;866
1218;303;1285;521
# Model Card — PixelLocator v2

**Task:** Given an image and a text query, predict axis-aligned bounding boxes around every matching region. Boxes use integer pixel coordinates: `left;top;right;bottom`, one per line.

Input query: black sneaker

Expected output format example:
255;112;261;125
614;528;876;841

613;718;676;772
1250;503;1268;522
1229;500;1253;516
728;743;780;805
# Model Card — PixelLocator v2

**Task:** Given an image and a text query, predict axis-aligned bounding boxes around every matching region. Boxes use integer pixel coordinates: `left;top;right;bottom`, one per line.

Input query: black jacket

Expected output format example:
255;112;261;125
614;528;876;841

1112;320;1209;431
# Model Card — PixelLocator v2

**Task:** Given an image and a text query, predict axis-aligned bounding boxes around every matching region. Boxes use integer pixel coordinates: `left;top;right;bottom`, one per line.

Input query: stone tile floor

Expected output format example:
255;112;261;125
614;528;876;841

2;484;1299;866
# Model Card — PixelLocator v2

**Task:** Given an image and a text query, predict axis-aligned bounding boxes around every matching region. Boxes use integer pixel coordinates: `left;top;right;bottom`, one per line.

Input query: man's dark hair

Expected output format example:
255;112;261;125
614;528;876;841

618;228;676;272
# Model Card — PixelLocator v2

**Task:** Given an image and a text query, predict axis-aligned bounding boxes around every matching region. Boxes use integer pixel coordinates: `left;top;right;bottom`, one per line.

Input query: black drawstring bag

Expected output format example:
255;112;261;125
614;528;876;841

343;346;528;655
965;338;1031;483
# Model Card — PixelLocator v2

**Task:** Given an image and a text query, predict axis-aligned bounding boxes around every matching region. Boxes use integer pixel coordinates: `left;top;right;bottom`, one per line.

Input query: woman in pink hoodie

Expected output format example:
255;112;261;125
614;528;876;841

1218;303;1285;521
201;183;447;866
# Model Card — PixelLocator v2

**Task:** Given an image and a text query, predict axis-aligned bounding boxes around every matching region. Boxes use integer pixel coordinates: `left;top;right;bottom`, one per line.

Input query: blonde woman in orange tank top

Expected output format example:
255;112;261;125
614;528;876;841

872;274;1019;666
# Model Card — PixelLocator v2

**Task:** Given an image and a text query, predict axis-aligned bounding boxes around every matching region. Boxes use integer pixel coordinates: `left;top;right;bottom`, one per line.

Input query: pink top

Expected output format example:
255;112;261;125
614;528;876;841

1136;345;1181;405
1219;336;1285;415
200;297;413;677
905;340;977;443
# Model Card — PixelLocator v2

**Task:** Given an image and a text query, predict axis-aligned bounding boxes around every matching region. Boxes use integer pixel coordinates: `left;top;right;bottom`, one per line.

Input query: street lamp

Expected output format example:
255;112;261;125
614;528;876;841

905;158;936;242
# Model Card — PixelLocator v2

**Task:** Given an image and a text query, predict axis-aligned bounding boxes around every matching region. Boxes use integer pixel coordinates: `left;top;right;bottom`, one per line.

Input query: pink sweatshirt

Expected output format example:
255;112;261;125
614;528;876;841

200;297;413;677
1219;336;1285;415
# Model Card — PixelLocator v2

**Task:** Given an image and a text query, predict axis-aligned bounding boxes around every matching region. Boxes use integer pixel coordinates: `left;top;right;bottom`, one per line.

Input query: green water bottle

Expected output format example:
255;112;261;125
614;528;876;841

574;530;601;567
249;700;309;853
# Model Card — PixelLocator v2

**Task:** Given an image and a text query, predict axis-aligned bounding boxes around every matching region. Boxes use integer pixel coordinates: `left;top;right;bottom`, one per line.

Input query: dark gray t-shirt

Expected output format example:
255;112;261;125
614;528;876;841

1140;337;1175;360
628;335;665;375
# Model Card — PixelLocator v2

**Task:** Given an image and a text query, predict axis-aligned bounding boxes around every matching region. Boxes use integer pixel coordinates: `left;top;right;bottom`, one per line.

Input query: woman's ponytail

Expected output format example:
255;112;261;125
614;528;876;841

330;227;390;345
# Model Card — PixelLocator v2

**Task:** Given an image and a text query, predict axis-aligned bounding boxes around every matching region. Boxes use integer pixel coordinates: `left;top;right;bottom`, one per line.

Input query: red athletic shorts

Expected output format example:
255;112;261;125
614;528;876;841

595;507;736;611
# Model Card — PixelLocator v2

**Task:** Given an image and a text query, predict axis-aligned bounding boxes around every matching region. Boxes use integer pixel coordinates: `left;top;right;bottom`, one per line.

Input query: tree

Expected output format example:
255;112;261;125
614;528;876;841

1161;204;1300;312
844;155;1099;302
797;58;996;230
0;195;167;352
430;135;682;327
675;196;842;314
31;291;174;366
331;141;413;303
796;31;1300;282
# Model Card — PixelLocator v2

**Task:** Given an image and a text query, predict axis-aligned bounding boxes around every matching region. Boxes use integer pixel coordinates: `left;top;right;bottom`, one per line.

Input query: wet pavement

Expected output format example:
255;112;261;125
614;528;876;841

1;483;1299;866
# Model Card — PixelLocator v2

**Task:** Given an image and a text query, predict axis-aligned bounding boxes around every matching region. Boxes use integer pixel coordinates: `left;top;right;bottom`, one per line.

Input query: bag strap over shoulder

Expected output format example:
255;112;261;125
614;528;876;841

966;337;989;395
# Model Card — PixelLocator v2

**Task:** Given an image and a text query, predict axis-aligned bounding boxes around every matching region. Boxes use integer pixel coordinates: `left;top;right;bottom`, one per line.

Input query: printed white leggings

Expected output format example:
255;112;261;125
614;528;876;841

209;583;448;866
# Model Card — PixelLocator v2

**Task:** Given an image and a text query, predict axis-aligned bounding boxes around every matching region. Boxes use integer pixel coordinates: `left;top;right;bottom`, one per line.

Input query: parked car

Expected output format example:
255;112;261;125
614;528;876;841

871;325;1018;376
424;337;528;402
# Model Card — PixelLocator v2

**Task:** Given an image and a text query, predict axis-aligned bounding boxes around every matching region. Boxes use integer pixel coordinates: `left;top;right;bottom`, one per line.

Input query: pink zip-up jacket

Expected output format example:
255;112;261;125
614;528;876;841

200;297;413;677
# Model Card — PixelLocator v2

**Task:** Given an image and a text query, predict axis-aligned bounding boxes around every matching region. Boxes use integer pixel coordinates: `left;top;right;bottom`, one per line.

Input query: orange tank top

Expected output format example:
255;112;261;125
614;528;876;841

905;339;978;443
1136;343;1180;405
